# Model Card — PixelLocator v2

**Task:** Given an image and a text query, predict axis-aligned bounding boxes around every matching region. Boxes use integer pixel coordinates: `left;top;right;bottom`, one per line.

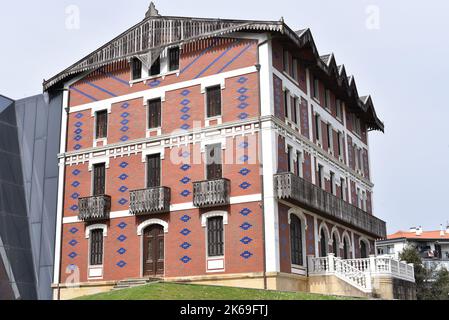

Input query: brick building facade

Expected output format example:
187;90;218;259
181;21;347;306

47;4;388;299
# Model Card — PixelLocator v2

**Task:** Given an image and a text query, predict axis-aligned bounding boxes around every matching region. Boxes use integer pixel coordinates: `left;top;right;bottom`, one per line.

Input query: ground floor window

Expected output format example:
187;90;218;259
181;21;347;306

320;229;328;257
90;229;104;266
207;216;224;257
290;215;304;265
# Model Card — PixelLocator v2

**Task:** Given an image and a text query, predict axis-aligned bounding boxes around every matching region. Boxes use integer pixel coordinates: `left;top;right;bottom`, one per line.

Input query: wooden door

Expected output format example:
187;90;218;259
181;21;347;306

143;225;164;276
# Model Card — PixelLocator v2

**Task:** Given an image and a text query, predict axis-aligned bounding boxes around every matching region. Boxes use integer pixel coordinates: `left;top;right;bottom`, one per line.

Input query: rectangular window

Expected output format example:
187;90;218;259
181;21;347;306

93;163;106;196
283;50;290;73
353;115;361;136
292;97;298;124
313;77;319;99
132;58;142;80
287;146;293;173
327;123;332;152
146;154;161;188
357;187;361;208
90;229;103;266
148;98;161;129
206;143;222;180
296;151;302;177
317;164;323;189
336;99;342;120
206;85;222;118
284;90;289;119
168;47;180;71
207;216;224;257
324;89;330;109
150;57;161;76
330;171;335;195
315;114;321;141
337;132;342;157
95;110;108;139
292;58;299;80
340;178;345;200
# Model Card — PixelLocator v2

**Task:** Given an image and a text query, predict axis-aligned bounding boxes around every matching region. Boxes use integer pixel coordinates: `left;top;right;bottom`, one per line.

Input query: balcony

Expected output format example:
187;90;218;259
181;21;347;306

129;187;171;215
193;178;230;208
78;195;111;222
274;173;386;238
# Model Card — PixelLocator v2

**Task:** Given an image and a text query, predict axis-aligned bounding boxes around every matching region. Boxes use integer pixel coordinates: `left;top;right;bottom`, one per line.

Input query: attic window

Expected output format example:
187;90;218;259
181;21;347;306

132;58;142;80
168;47;180;71
150;57;161;76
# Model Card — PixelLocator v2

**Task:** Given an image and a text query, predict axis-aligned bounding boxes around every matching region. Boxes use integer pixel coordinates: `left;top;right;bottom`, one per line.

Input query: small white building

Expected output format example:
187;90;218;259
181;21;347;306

376;226;449;270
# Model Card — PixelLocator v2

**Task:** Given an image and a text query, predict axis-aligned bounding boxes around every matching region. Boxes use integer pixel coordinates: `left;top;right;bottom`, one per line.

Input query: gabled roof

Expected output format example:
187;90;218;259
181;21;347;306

42;3;384;131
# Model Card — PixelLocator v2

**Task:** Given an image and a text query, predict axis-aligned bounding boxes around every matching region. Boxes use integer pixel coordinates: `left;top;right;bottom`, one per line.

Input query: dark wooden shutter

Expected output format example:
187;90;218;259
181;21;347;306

290;215;303;265
93;163;106;196
95;110;108;139
132;58;142;80
147;154;161;188
208;216;224;257
168;47;180;71
90;229;103;266
206;144;222;180
150;57;161;76
148;98;161;129
206;86;221;117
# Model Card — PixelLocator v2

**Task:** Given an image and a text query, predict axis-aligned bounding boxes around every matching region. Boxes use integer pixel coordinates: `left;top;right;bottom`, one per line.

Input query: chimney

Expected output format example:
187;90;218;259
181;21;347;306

409;226;416;233
416;226;423;236
440;224;445;236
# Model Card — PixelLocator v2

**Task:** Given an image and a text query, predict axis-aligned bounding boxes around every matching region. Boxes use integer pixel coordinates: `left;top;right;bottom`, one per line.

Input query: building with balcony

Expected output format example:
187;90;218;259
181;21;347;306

377;226;449;271
49;3;414;299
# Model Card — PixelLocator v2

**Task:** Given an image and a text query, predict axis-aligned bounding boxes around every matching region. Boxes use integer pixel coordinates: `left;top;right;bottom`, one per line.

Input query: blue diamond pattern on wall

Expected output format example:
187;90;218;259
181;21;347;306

117;235;127;242
120;136;129;142
180;256;192;264
180;124;190;130
117;248;127;255
239;182;251;190
180;228;191;236
238;113;249;120
69;227;79;234
239;208;252;216
75;122;83;128
239;168;251;176
119;174;129;180
72;169;81;176
238;95;249;102
116;260;127;268
180;114;191;121
71;193;80;200
241;251;253;259
119;162;129;169
118;198;128;205
121;112;130;118
74;128;83;135
117;222;128;229
180;177;191;184
119;186;129;193
240;222;253;231
180;242;192;250
240;237;253;245
180;164;191;171
180;106;191;114
68;252;78;259
69;239;78;247
68;264;77;271
120;119;129;125
181;151;190;158
237;87;248;94
180;215;191;223
70;205;79;211
74;144;81;150
180;99;191;106
120;126;129;132
181;190;191;197
240;155;249;163
72;181;80;187
121;102;129;109
149;80;161;87
239;142;249;149
181;90;191;96
238;77;248;84
75;113;84;119
74;135;83;141
238;102;249;109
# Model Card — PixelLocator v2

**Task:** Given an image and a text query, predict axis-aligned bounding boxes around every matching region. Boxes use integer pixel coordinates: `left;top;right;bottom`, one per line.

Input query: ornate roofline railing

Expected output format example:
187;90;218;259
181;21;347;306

78;195;111;222
274;172;386;238
193;178;230;208
129;186;171;215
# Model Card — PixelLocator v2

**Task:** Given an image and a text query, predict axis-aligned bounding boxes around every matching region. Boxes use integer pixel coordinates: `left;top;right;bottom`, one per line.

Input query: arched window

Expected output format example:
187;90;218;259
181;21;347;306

320;229;328;257
343;237;350;259
290;215;304;266
332;233;339;257
360;240;368;258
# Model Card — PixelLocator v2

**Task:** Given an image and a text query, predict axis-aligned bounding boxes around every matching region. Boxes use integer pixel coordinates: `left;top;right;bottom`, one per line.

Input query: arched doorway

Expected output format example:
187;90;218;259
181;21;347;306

343;237;350;259
143;224;164;276
290;215;304;266
360;240;368;259
332;233;339;257
320;229;328;257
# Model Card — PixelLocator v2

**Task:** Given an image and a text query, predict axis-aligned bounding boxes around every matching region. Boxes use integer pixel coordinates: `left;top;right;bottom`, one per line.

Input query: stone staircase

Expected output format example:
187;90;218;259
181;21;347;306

113;277;162;290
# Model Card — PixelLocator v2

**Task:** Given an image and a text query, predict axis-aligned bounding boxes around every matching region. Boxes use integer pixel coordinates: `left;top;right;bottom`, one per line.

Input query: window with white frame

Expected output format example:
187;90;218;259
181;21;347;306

284;90;290;119
89;229;104;266
314;113;321;142
290;214;305;266
324;89;331;110
312;77;319;99
292;58;299;81
327;123;333;153
292;96;298;125
296;151;303;178
283;49;290;73
317;164;324;189
207;216;224;257
336;99;343;120
337;131;343;158
287;145;293;173
330;171;335;195
340;178;345;200
168;46;180;72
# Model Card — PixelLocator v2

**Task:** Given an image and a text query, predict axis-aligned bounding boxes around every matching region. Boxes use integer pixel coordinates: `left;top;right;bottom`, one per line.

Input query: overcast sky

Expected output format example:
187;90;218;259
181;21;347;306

1;0;448;233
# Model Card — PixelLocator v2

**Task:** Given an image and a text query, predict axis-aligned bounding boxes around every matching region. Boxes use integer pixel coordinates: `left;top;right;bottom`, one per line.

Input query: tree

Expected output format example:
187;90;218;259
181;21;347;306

430;267;449;300
399;245;432;300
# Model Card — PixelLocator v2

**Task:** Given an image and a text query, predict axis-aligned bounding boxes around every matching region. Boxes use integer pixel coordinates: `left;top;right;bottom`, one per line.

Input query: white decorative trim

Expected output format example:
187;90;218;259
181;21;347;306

141;146;165;162
137;218;168;235
341;230;353;252
200;78;226;93
287;208;308;230
359;236;371;250
85;224;108;239
201;211;228;227
318;221;330;242
330;226;341;249
90;105;111;117
200;137;227;153
88;156;110;171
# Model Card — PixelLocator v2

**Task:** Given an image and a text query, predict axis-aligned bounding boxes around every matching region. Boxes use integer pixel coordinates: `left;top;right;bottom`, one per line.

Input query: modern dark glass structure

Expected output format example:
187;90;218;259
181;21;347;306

0;93;62;300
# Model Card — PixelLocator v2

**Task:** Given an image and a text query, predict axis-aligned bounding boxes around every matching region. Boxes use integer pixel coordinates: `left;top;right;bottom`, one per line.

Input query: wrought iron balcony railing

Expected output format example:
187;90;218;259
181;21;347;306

78;195;111;222
193;178;231;208
129;187;171;215
274;173;386;238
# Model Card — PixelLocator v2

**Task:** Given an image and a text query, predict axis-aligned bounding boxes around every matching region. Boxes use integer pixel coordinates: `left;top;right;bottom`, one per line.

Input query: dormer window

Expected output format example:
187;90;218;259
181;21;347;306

150;57;161;76
313;77;319;99
132;58;142;80
168;47;180;71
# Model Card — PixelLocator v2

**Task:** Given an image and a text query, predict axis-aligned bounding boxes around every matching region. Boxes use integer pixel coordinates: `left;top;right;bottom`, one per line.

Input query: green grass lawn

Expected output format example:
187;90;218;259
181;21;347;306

75;282;357;300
